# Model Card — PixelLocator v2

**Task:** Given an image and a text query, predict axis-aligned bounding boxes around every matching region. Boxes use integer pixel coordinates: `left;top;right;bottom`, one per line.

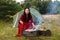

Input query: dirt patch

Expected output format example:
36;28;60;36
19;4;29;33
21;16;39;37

43;15;60;20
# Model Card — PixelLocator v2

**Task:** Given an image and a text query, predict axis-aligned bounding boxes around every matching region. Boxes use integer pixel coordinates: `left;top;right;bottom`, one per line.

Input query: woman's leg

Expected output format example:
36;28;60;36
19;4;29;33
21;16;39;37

16;24;23;37
23;22;32;30
28;22;33;29
23;24;28;30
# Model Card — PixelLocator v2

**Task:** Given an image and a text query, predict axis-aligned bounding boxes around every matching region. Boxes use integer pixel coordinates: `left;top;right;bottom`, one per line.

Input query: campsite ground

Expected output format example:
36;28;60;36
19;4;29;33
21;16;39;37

0;14;60;40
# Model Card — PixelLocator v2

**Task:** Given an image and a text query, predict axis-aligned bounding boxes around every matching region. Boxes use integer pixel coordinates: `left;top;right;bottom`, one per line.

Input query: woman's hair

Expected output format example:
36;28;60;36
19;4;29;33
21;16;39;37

23;7;31;21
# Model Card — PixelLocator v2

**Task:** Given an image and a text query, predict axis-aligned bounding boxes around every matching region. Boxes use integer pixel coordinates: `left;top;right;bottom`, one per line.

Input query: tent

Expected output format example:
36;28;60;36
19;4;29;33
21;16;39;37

13;8;44;28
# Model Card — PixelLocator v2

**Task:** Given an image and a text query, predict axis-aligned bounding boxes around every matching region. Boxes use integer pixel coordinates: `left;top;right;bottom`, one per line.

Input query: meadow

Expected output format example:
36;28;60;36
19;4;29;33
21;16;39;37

0;14;60;40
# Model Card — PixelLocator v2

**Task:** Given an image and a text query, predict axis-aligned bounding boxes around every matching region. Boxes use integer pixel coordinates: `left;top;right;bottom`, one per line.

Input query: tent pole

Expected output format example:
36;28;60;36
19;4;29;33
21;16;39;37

13;13;19;27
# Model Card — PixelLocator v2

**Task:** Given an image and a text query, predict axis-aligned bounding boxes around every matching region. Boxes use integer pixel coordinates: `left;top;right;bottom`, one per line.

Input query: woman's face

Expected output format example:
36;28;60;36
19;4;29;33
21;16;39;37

25;8;30;14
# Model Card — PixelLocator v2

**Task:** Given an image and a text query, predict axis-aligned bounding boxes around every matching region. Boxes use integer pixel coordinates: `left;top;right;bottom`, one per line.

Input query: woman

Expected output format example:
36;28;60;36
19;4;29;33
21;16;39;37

16;7;35;37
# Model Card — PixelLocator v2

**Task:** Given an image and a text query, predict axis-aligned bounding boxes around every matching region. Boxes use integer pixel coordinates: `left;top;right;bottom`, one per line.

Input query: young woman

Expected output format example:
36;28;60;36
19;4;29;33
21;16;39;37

16;7;35;37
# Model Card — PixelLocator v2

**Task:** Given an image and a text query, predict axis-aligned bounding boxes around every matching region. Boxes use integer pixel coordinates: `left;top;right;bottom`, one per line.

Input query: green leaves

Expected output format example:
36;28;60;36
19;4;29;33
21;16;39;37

0;0;22;21
24;0;51;14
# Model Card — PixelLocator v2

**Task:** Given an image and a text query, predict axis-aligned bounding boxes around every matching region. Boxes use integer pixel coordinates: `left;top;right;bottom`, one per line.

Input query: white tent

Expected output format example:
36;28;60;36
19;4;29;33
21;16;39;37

13;8;44;28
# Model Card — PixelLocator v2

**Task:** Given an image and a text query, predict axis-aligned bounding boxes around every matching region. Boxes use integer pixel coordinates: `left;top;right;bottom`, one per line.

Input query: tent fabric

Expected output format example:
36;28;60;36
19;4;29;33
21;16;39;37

13;8;44;27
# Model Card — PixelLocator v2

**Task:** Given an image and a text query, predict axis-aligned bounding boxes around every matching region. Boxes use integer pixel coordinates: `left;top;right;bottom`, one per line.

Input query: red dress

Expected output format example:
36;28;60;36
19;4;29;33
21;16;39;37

16;13;34;37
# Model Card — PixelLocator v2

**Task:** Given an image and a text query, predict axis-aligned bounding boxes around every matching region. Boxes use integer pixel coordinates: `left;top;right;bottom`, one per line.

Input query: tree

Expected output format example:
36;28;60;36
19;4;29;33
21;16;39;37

0;0;22;21
24;0;51;14
36;0;51;14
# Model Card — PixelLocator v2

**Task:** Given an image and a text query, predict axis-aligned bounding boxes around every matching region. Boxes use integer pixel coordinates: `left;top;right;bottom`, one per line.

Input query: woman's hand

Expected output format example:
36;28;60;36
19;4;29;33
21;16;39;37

20;20;23;24
32;23;36;29
32;23;35;27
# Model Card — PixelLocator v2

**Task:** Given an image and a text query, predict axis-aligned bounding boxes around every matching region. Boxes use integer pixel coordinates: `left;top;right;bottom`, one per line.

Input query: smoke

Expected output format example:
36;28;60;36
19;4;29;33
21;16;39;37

46;1;60;14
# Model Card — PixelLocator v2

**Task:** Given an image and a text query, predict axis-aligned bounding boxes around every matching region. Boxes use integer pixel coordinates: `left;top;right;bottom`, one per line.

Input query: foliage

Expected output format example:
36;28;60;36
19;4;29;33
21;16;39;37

0;0;22;21
23;0;51;14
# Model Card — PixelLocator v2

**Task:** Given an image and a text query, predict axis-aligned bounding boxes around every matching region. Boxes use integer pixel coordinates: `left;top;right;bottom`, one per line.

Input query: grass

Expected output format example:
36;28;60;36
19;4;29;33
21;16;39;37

0;14;60;40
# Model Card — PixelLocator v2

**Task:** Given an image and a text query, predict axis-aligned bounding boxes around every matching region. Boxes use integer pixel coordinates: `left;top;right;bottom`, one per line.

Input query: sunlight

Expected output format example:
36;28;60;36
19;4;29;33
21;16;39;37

15;0;24;2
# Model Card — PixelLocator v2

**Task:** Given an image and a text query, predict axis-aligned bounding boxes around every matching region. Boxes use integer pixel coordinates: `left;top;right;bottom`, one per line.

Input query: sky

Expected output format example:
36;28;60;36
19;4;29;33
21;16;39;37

52;0;60;1
15;0;60;2
15;0;24;2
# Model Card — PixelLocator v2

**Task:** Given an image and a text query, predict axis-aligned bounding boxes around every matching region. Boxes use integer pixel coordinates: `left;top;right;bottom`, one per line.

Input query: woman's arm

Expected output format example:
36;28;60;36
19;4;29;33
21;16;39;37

30;15;35;27
18;14;24;24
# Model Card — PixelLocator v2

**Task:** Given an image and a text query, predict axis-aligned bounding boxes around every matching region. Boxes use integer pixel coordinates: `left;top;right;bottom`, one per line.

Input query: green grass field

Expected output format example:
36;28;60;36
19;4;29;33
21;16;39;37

0;15;60;40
